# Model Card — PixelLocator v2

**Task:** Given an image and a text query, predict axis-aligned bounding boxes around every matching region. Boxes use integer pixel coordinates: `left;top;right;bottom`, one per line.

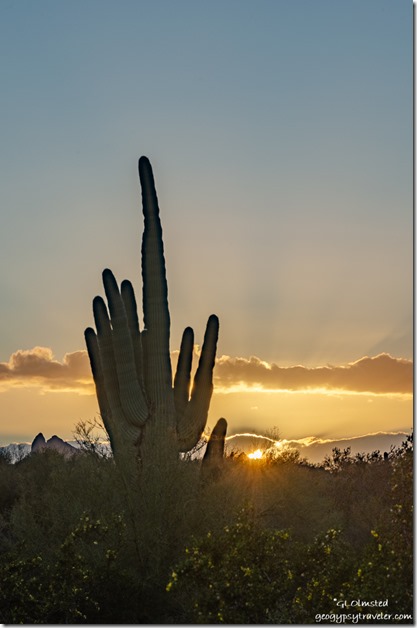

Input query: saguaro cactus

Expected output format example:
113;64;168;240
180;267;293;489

201;417;227;482
85;157;226;491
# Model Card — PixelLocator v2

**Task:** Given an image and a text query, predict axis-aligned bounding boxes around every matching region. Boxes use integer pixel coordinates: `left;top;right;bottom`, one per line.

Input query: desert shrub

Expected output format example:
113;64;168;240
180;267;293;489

73;416;111;459
166;507;355;624
0;450;216;623
320;447;393;545
0;511;144;623
0;433;412;623
6;450;129;563
347;438;413;618
253;463;338;538
199;456;338;542
341;528;413;622
0;456;20;515
0;458;21;555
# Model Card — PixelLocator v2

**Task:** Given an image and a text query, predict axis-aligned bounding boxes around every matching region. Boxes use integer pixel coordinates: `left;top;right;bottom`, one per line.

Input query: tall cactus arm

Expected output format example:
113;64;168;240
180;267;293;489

84;327;111;424
91;295;121;414
102;269;148;427
176;314;219;452
173;327;194;418
121;279;145;393
202;417;227;465
139;156;173;406
84;314;143;462
201;417;228;483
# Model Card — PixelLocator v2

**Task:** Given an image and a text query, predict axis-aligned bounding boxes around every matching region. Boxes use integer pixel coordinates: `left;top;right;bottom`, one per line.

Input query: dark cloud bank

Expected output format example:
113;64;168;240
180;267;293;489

214;353;412;395
0;348;412;396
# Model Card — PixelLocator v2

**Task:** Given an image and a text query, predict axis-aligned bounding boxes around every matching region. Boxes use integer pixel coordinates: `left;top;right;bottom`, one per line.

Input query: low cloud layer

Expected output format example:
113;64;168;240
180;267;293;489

0;347;93;394
214;353;412;395
0;347;412;396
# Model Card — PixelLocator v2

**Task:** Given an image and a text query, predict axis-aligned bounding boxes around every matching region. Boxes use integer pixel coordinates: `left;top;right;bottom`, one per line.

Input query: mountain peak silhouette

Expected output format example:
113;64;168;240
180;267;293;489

31;433;78;457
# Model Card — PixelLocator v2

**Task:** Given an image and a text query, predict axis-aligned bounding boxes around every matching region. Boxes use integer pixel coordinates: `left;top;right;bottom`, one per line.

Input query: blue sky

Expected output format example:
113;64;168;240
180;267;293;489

0;0;412;442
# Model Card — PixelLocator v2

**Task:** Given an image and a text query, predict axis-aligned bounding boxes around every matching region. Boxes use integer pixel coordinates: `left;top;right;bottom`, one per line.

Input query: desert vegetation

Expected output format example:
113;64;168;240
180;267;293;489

0;432;412;623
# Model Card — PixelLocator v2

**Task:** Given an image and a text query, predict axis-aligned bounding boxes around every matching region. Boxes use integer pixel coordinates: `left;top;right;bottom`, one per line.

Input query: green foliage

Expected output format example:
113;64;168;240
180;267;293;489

0;511;141;623
0;432;412;623
342;437;413;619
166;509;354;623
319;446;393;545
344;528;413;621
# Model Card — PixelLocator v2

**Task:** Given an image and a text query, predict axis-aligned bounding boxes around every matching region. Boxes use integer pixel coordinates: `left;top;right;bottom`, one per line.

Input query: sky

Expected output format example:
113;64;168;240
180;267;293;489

0;0;412;446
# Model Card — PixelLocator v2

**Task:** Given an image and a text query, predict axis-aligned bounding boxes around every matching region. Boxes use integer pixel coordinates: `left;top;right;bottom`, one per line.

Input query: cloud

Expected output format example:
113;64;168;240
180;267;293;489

213;353;412;395
0;346;412;397
0;347;93;394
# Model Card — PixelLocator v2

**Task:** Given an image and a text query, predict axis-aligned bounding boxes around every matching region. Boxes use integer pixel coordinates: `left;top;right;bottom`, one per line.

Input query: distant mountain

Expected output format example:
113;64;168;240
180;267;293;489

0;433;79;463
289;431;410;463
226;430;411;464
31;433;79;457
0;429;411;465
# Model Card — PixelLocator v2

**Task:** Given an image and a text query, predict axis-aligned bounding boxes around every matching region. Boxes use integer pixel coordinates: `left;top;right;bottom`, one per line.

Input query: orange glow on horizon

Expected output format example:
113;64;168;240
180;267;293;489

214;383;412;399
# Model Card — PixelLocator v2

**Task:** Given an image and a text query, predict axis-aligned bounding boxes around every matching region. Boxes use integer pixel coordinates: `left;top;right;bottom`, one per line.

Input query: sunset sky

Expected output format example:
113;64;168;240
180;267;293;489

0;0;412;447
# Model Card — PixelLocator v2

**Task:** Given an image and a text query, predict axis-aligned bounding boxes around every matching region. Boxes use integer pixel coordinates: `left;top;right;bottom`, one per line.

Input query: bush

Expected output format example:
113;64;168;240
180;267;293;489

0;511;143;623
0;432;412;623
166;507;355;623
343;438;413;620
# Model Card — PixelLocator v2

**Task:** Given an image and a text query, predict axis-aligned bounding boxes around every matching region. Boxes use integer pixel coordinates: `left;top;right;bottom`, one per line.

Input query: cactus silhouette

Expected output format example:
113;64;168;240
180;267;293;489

85;156;226;492
201;417;227;482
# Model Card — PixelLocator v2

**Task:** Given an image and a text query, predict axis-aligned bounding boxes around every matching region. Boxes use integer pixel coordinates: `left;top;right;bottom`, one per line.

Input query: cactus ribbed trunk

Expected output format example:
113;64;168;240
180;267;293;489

140;158;174;419
85;157;227;544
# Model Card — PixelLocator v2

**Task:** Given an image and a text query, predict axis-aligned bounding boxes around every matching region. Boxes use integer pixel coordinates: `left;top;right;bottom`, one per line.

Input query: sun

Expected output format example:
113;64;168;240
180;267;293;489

247;449;264;460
